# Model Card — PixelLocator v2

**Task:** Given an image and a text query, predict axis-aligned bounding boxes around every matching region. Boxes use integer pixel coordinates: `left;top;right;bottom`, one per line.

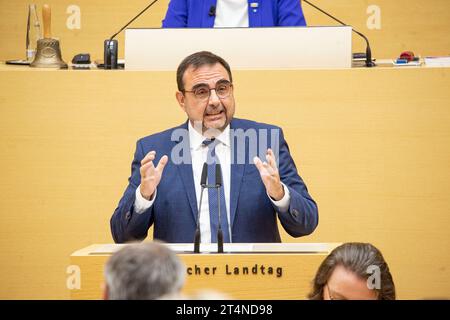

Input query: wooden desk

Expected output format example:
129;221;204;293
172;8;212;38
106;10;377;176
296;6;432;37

70;243;340;299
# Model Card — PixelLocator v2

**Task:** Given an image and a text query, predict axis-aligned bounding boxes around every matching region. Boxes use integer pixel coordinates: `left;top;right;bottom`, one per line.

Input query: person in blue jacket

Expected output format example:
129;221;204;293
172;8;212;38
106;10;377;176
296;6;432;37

162;0;307;28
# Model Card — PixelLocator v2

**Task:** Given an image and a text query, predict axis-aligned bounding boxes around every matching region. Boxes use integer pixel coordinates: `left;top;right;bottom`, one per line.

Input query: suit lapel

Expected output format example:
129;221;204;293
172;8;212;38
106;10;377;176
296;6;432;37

172;121;198;223
230;163;245;228
177;163;198;223
229;119;246;227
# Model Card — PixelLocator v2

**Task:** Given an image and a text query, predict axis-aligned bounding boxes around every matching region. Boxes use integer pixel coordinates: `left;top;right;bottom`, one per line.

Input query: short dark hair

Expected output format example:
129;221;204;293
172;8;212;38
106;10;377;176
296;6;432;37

176;51;233;91
308;242;396;300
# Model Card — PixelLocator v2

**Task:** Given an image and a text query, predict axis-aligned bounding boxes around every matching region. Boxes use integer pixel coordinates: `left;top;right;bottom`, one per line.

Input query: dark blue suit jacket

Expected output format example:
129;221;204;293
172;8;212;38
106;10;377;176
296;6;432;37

111;118;318;243
162;0;307;28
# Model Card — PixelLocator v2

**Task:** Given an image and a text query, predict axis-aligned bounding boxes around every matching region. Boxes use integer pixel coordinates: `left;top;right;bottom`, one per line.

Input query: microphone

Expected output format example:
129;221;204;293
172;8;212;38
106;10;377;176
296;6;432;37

104;0;159;69
302;0;375;67
215;164;224;253
194;162;208;253
209;5;216;17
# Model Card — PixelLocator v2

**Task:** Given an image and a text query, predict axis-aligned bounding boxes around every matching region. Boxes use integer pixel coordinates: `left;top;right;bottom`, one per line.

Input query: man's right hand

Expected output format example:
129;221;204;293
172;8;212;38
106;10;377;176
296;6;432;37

139;151;168;200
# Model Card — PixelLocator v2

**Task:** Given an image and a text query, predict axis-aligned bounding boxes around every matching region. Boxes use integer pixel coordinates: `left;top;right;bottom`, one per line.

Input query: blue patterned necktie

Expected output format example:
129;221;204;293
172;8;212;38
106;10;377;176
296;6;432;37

203;138;231;243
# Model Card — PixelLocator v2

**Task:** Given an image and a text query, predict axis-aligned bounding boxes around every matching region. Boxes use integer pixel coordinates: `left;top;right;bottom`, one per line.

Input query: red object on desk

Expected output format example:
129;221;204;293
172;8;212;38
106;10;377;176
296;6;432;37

400;51;415;62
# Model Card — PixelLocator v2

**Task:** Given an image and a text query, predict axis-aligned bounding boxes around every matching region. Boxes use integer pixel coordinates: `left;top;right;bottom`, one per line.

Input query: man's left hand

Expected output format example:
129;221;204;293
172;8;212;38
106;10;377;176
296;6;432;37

253;149;285;201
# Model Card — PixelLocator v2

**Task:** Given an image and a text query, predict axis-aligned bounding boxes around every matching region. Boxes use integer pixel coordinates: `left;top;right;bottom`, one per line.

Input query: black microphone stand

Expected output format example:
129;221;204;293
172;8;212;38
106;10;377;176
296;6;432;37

215;164;224;253
194;163;208;253
194;163;226;254
104;0;159;69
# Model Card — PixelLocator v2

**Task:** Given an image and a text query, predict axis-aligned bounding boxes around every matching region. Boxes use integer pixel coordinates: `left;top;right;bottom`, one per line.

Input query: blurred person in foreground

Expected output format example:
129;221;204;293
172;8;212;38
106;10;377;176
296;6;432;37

104;241;185;300
308;242;396;300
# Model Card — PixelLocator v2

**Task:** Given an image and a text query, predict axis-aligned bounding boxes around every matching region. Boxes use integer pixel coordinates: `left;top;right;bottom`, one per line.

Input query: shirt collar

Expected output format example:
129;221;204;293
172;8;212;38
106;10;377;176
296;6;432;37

188;121;231;151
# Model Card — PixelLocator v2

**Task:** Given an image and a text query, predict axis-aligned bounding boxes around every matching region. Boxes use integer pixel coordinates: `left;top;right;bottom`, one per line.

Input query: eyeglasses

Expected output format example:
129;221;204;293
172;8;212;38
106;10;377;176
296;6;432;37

182;80;233;101
325;283;345;300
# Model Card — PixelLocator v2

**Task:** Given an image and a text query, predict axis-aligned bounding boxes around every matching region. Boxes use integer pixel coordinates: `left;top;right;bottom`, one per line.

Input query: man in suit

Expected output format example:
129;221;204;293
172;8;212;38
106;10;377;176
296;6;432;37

111;51;318;243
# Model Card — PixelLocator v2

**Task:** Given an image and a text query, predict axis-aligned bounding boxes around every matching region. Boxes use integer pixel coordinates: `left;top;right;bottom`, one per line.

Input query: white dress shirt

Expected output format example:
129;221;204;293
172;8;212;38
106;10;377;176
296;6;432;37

214;0;249;28
134;122;291;243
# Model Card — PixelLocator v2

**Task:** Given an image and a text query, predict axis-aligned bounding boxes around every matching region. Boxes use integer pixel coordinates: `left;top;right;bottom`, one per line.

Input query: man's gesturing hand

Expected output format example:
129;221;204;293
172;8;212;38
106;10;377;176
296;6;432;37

253;148;285;201
139;151;168;200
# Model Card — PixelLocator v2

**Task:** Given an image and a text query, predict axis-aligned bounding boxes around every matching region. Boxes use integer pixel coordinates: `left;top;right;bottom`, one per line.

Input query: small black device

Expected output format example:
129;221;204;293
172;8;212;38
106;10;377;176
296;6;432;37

6;59;30;65
209;5;216;17
352;52;366;60
71;53;91;69
104;39;118;69
72;53;91;64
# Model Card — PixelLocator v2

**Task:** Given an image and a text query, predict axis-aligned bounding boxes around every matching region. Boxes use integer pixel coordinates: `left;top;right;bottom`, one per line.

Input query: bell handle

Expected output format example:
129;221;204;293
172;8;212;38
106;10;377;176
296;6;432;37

43;4;51;39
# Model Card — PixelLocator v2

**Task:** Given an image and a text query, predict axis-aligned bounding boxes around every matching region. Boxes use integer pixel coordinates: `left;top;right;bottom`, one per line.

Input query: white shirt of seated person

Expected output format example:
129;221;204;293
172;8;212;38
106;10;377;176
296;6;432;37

214;0;249;28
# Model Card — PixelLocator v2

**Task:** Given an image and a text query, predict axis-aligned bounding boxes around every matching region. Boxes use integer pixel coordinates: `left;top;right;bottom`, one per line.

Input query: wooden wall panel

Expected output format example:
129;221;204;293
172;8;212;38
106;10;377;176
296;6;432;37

0;65;449;299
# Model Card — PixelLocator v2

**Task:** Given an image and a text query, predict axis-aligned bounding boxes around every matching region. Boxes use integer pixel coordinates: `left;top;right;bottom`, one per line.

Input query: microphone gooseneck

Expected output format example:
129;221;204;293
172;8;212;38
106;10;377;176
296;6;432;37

194;162;208;253
104;0;160;69
215;164;224;253
302;0;375;67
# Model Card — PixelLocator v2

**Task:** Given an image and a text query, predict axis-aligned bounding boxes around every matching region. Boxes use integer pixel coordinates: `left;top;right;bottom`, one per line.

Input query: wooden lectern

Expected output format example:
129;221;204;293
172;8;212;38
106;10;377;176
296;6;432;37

70;243;340;300
124;27;352;70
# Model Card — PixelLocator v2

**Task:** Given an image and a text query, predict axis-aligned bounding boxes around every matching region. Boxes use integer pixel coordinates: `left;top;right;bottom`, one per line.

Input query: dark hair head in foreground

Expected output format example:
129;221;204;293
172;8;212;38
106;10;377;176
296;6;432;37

308;242;396;300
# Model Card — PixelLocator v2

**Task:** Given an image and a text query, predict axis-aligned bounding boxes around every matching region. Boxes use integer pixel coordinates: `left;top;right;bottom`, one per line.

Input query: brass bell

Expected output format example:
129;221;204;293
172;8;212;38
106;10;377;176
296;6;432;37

30;4;67;68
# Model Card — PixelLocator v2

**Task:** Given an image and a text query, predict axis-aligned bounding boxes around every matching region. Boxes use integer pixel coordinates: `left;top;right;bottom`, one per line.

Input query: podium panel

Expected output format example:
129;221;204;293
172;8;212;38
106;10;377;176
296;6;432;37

124;27;352;70
70;243;340;299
